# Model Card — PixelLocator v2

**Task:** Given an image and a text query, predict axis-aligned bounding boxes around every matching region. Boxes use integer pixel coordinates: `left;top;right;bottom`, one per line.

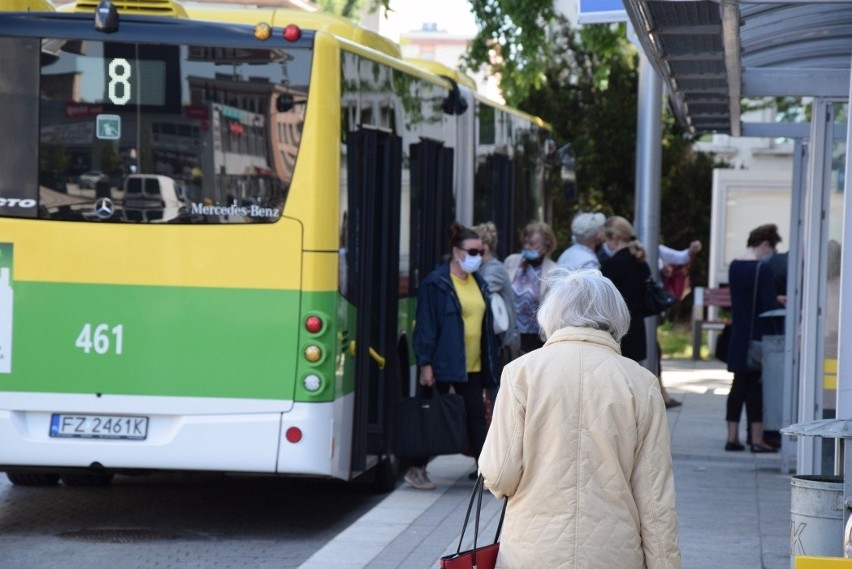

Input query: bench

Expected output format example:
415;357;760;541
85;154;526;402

691;286;731;360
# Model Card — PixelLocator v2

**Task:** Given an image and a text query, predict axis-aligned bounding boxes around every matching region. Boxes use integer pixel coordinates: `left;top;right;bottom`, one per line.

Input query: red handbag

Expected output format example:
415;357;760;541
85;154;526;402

439;475;507;569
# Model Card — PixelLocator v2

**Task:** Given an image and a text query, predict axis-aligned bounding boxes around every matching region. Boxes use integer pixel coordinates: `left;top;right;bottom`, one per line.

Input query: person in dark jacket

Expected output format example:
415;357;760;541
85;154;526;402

723;224;784;453
600;216;652;362
407;222;500;490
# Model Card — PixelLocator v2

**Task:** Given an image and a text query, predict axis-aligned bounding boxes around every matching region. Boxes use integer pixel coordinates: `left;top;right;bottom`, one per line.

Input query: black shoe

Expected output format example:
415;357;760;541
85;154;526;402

725;442;745;451
750;444;778;454
665;399;682;409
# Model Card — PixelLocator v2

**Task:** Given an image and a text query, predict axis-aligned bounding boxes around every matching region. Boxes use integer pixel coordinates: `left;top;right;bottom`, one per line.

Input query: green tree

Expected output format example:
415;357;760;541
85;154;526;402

518;19;639;249
464;0;557;104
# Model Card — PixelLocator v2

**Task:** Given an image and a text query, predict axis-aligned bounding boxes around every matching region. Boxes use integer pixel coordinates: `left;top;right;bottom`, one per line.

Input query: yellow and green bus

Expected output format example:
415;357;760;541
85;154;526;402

0;0;557;489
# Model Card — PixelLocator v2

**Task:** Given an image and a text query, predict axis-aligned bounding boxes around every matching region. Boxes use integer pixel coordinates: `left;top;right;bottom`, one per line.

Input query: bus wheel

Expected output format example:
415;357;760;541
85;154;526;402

6;472;61;486
372;454;399;494
61;472;114;487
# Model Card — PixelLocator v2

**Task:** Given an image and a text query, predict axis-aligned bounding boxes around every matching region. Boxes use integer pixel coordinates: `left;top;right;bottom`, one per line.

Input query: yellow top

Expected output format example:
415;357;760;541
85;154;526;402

451;272;485;373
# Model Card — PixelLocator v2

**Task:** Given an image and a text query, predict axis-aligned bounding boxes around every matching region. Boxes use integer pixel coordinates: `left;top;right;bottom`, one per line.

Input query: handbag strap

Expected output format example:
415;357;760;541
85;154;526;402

455;475;509;563
749;263;760;341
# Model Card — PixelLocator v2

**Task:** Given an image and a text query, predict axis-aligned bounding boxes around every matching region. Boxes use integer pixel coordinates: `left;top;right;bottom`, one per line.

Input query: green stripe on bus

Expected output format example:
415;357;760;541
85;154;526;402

3;282;337;400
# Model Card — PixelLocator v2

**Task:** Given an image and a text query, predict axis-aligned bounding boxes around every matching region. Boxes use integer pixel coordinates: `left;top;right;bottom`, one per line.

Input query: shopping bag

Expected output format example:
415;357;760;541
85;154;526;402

490;295;510;335
393;389;467;458
440;475;506;569
644;276;676;317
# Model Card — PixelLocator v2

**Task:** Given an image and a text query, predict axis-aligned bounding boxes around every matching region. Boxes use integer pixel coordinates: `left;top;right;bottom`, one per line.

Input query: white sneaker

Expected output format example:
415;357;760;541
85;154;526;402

404;466;435;490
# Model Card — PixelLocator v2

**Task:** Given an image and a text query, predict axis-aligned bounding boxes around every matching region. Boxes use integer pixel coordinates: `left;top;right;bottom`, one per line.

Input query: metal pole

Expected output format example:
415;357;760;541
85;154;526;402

634;52;663;375
798;99;833;475
780;139;806;474
838;58;852;531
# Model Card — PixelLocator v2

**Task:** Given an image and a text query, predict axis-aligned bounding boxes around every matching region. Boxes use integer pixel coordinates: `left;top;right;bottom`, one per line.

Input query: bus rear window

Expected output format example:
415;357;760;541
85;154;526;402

0;38;311;224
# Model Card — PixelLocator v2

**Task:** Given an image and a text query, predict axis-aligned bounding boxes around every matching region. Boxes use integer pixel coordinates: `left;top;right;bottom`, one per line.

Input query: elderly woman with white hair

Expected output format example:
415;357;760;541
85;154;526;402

479;269;681;569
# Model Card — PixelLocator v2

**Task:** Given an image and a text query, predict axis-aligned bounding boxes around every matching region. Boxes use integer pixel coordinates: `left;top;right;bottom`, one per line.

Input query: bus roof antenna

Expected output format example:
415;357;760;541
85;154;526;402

95;0;119;34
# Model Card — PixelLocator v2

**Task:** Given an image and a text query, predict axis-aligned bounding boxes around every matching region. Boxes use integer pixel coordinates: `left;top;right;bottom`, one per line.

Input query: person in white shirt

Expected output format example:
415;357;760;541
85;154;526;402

659;241;702;267
556;212;605;270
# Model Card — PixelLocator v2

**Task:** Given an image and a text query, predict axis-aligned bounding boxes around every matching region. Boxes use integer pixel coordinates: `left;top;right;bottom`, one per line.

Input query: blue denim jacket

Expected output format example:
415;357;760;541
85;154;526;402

413;262;500;387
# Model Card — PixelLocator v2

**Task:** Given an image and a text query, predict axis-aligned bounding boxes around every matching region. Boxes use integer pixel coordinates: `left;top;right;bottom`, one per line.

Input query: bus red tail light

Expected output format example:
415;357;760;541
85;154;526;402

285;427;302;443
305;315;322;334
283;24;301;42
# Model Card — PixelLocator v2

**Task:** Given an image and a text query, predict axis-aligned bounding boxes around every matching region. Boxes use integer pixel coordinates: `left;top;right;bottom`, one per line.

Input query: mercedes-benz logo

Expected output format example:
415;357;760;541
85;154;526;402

93;197;114;219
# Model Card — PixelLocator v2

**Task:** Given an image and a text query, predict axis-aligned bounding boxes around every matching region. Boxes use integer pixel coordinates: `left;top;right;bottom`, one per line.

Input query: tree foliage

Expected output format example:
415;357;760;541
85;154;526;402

318;0;364;19
463;0;557;103
517;19;640;249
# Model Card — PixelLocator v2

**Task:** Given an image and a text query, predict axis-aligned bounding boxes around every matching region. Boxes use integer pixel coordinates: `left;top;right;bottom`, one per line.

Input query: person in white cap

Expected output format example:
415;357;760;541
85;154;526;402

556;212;606;270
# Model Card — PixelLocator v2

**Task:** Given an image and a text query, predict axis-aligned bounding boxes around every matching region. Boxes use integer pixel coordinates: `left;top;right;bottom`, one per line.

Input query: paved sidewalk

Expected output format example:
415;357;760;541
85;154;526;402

300;359;793;569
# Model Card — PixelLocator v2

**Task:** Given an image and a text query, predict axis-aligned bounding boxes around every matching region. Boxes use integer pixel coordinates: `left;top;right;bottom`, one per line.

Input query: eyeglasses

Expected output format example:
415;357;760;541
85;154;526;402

459;247;483;256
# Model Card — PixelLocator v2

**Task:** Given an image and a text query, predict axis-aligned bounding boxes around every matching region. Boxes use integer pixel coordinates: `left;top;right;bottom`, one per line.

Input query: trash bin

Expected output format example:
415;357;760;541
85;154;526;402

782;419;852;568
790;474;843;562
760;309;786;432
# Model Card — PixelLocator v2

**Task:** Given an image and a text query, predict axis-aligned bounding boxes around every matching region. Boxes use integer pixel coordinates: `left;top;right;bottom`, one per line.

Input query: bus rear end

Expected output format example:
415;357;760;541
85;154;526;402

0;4;346;483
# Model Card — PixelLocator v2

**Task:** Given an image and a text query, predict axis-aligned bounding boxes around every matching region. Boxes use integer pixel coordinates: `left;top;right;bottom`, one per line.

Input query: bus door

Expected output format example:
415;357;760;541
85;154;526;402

346;127;402;471
409;139;455;289
484;154;515;261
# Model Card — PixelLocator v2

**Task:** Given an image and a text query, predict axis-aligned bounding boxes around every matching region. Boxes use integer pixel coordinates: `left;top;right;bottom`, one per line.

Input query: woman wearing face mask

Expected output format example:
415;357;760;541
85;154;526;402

407;222;501;490
504;221;558;353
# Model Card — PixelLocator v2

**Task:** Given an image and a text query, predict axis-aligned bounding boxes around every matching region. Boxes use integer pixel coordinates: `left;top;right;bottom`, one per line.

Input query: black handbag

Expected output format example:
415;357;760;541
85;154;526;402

644;276;676;317
715;324;731;363
393;388;467;458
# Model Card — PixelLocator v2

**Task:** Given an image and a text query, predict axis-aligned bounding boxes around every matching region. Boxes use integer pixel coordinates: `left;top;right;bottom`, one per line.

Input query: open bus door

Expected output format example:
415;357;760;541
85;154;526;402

482;154;515;261
346;128;402;487
410;140;455;278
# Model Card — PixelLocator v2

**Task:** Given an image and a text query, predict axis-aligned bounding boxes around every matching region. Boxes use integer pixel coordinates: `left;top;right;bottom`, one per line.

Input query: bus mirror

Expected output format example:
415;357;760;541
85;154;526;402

276;93;295;113
94;0;120;34
439;76;468;116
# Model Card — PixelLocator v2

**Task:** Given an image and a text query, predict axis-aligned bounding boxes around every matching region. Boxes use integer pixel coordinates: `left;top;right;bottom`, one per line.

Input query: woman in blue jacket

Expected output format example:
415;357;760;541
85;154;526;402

406;222;500;490
724;224;784;453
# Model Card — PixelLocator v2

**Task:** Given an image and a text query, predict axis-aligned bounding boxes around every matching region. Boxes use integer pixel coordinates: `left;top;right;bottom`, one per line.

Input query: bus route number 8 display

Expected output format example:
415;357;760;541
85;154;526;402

103;54;167;106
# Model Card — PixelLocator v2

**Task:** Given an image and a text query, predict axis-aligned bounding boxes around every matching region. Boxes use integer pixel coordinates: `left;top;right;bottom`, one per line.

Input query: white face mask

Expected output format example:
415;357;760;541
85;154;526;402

459;254;482;273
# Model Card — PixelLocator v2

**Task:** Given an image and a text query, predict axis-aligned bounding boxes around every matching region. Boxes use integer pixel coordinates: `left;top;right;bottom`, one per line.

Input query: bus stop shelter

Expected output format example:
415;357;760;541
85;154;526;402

620;0;852;548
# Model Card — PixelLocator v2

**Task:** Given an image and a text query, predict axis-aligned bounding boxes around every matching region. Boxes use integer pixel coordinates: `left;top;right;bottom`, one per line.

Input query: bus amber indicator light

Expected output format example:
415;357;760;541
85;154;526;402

283;24;301;42
304;345;322;362
285;427;302;443
254;23;271;41
305;315;322;334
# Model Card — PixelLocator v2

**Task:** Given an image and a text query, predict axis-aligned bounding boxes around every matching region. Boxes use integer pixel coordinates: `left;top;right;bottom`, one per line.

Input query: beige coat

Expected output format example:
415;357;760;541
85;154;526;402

479;327;681;569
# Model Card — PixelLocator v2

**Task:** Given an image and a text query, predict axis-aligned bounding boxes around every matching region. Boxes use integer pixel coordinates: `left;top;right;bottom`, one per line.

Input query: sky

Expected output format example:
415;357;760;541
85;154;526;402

385;0;478;37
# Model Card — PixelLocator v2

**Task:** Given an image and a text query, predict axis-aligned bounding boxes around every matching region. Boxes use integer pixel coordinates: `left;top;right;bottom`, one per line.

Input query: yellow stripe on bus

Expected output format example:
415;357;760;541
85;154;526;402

795;556;852;568
1;217;331;290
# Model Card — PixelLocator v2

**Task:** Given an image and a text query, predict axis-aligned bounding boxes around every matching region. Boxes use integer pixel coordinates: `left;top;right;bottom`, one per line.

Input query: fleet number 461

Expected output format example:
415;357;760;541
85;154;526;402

75;323;124;355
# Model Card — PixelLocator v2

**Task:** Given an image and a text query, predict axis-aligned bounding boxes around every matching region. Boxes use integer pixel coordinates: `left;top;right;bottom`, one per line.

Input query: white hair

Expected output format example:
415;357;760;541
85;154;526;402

536;268;630;343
